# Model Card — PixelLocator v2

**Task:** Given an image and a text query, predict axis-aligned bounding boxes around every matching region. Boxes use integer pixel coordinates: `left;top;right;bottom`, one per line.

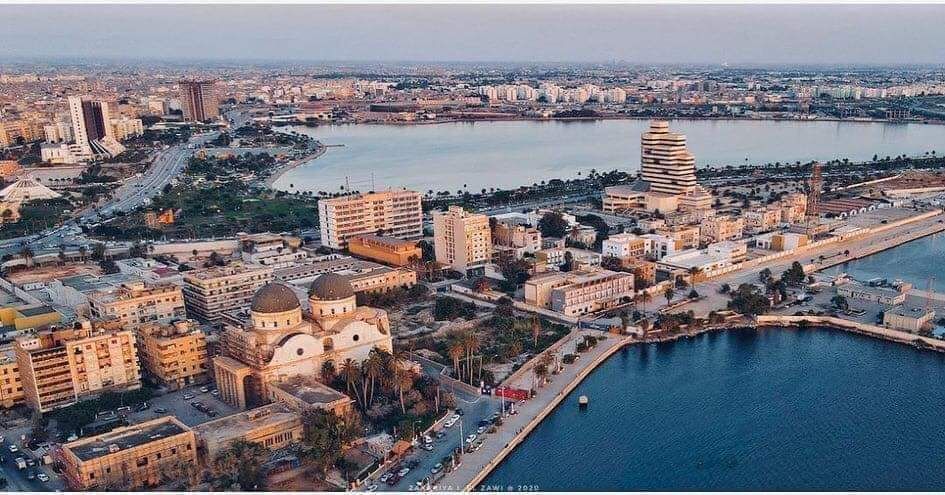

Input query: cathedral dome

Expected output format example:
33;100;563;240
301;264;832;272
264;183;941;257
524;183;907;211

251;283;301;314
308;273;355;301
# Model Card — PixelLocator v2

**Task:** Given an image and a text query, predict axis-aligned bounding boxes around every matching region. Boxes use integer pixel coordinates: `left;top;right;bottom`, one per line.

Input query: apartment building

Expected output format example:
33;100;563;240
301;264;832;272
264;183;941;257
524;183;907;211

135;320;210;391
639;120;698;195
779;192;809;224
640;233;684;260
347;234;422;267
182;262;273;323
0;348;24;408
58;416;197;490
602;233;648;259
601;184;646;213
15;321;141;413
318;190;423;249
524;270;635;317
744;207;782;234
700;216;745;244
88;281;186;327
180;80;220;122
433;206;492;272
492;222;542;258
657;226;700;249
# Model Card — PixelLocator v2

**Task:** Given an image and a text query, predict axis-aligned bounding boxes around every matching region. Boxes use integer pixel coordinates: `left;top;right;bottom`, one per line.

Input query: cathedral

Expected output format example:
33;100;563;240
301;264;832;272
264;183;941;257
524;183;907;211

212;274;393;409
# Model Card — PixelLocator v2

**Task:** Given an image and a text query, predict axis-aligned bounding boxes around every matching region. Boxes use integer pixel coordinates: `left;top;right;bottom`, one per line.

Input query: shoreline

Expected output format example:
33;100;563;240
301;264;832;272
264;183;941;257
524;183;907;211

262;143;326;188
461;316;945;491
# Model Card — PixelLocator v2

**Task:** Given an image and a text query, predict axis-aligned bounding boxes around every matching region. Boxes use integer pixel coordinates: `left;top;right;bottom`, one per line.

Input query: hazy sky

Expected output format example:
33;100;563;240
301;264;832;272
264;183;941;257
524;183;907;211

3;4;945;65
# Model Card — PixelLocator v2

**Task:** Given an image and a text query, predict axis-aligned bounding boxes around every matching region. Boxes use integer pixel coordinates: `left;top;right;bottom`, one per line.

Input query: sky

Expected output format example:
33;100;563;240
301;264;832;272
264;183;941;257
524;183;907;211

3;3;945;65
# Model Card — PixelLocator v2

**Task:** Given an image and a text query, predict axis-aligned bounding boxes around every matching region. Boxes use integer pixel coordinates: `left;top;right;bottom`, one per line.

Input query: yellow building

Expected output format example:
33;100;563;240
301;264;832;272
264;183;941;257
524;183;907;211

88;281;186;327
182;262;274;323
194;402;303;460
318;190;423;249
524;269;635;317
136;320;210;390
213;278;392;410
700;215;745;244
640;121;698;195
344;265;417;295
433;206;492;272
58;416;197;490
0;304;62;331
0;348;24;408
15;321;141;413
347;234;422;267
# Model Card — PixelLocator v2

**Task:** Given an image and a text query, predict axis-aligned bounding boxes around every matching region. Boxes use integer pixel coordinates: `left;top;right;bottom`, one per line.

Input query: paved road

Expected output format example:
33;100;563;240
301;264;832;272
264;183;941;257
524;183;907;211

0;435;65;492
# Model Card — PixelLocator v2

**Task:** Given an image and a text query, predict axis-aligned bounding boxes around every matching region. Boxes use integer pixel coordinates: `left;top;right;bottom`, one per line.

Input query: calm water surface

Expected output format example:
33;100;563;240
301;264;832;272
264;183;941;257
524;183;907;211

823;232;945;291
483;328;945;491
274;119;945;193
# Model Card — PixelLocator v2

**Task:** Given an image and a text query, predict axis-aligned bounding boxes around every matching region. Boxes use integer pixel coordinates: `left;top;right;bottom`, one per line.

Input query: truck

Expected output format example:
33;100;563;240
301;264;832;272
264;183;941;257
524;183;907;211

493;387;530;401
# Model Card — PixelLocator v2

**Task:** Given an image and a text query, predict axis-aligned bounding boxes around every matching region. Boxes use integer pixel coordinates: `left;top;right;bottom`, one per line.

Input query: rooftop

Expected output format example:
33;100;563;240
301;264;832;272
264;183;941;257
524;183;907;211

271;375;350;407
64;416;190;462
193;403;299;443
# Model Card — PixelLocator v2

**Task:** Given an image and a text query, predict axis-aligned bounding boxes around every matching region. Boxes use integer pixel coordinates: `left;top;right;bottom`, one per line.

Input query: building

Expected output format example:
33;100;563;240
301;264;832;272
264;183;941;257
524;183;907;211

524;270;634;317
744;207;782;234
272;256;416;295
639;120;698;195
492;222;542;258
267;375;353;415
109;117;145;141
678;186;714;213
194;403;303;459
602;233;647;259
883;306;935;333
754;232;809;251
88;281;186;327
347;234;422;267
213;278;392;410
67;96;125;157
179;80;220;122
0;348;24;408
601;184;646;213
1;118;44;147
779;192;808;224
57;416;197;490
433;206;492;273
0;303;62;332
837;283;908;306
135;320;210;390
240;233;306;268
700;216;744;244
182;263;274;323
318;190;423;250
0;177;62;223
15;321;141;413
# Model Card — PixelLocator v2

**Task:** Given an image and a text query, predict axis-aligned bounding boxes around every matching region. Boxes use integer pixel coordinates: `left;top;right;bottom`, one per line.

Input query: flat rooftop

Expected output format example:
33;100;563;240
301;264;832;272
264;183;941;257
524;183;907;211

193;403;298;442
271;376;349;406
65;417;190;462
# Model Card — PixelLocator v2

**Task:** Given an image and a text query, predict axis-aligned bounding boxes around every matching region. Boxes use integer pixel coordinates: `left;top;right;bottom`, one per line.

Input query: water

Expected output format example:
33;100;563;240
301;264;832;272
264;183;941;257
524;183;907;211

823;232;945;291
274;119;945;193
483;328;945;491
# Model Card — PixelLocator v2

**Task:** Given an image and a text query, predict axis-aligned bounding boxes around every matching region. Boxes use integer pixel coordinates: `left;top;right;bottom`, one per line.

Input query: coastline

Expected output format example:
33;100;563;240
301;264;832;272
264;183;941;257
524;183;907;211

263;143;326;188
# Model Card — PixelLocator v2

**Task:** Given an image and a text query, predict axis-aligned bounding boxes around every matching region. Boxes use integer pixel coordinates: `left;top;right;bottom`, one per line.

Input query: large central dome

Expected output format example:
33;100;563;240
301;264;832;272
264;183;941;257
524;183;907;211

308;273;355;301
251;283;301;314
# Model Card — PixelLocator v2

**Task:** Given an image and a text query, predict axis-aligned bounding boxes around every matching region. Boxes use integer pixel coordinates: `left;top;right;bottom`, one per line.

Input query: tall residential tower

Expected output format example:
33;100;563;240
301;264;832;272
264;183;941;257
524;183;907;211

639;120;698;195
179;80;220;122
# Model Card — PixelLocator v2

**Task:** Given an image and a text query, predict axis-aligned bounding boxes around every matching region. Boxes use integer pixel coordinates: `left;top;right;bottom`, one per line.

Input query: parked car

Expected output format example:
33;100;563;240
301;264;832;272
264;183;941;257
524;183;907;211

8;445;18;453
397;467;410;478
37;472;50;482
182;393;195;400
200;386;210;393
422;443;434;451
465;434;476;444
378;473;392;483
431;463;443;475
476;426;486;434
154;407;168;414
135;402;150;412
365;484;378;492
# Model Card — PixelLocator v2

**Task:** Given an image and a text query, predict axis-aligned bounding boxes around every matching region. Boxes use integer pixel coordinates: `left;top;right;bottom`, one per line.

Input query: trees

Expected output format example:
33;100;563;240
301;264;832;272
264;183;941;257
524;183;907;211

727;283;771;316
759;267;773;283
781;261;807;286
664;287;675;306
537;211;569;238
300;409;362;476
320;360;336;385
831;294;850;311
210;439;269;491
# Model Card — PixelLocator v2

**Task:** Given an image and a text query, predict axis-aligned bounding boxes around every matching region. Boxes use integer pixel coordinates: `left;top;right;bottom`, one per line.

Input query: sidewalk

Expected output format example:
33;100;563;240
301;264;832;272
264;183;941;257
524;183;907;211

434;330;628;491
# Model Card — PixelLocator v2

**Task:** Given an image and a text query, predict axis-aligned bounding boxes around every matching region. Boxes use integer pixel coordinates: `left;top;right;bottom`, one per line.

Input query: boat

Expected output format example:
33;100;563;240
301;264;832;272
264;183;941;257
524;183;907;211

578;395;589;408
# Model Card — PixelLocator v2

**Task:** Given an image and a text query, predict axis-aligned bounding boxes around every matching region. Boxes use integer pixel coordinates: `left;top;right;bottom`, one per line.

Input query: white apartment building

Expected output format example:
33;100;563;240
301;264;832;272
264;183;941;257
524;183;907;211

318;190;423;249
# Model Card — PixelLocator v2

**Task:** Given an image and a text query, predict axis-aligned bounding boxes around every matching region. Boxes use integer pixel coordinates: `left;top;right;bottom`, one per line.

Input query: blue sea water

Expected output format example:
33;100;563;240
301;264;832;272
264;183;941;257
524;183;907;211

483;327;945;491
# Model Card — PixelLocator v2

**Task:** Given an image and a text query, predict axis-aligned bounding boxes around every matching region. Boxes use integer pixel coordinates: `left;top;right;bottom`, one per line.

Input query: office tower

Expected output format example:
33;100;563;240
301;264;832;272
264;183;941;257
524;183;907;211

639;120;698;195
179;80;220;122
66;96;125;157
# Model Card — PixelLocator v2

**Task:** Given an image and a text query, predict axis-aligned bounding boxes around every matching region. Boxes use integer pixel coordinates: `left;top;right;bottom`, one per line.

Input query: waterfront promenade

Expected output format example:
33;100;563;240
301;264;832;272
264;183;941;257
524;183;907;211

435;330;631;491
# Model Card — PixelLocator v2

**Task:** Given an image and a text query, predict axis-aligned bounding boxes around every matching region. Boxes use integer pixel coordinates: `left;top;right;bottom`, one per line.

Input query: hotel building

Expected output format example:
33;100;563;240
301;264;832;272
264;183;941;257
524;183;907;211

182;263;273;323
433;206;492;272
58;416;197;490
135;320;210;390
318;190;423;250
88;281;186;327
15;321;141;413
639;120;698;196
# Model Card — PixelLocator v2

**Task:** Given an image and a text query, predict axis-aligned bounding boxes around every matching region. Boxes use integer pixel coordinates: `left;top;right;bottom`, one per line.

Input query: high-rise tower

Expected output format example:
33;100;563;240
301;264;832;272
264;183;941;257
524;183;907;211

179;80;220;122
639;120;698;195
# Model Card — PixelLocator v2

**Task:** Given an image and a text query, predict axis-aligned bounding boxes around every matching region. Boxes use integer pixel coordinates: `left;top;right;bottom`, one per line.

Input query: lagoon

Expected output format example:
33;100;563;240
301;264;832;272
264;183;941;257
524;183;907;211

274;119;945;193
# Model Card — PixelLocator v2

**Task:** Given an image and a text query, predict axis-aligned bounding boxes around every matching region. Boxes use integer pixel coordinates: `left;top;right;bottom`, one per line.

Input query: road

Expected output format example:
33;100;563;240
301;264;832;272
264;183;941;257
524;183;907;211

0;435;65;492
371;361;501;492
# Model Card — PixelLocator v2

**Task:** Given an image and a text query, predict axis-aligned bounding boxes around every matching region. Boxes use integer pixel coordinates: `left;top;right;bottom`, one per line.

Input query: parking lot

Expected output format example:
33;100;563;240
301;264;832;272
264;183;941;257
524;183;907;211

125;384;238;427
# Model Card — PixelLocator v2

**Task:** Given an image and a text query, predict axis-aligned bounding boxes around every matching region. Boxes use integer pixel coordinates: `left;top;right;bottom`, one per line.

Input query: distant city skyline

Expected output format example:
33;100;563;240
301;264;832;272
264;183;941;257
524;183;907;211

4;4;945;65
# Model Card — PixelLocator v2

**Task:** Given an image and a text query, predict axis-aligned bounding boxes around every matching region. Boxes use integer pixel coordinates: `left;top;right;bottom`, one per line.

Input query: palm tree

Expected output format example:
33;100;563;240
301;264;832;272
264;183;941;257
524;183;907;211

394;367;413;414
637;291;652;314
363;351;384;407
340;358;361;405
664;287;675;306
533;363;548;390
320;360;336;385
461;331;480;385
530;316;541;348
19;246;34;267
448;342;464;382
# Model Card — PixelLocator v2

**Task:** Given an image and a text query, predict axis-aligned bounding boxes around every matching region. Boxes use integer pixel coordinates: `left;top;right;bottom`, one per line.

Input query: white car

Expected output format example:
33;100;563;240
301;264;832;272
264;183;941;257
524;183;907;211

443;419;456;428
465;434;476;444
8;444;18;453
37;472;50;482
365;484;378;492
431;463;443;474
397;467;410;477
449;414;460;422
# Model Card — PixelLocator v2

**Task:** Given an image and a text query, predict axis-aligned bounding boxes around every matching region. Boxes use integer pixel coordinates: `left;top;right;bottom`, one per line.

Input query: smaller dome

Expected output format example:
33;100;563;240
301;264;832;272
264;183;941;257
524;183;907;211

251;283;301;314
308;273;355;301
